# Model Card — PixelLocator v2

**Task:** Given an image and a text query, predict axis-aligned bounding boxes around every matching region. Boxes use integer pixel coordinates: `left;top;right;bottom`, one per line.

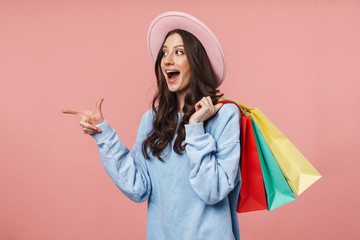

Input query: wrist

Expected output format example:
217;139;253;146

93;116;105;125
189;119;201;125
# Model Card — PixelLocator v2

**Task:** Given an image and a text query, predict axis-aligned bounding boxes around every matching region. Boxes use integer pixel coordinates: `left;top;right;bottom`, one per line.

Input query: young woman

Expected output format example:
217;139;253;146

63;11;242;240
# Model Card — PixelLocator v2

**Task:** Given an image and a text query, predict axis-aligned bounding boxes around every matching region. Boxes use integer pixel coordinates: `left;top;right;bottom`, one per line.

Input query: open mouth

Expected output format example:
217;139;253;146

166;71;180;80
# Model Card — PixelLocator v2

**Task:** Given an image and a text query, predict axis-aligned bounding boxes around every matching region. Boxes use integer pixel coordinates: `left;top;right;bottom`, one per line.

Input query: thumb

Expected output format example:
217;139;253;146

214;103;223;113
96;98;104;114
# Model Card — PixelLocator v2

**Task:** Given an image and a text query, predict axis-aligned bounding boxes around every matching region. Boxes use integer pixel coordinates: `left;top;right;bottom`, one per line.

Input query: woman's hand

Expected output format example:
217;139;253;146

62;98;105;135
189;96;223;124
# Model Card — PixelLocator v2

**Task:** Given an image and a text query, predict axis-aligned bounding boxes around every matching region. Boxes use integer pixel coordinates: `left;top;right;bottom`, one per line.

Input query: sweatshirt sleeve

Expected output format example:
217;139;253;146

90;111;152;203
184;104;241;205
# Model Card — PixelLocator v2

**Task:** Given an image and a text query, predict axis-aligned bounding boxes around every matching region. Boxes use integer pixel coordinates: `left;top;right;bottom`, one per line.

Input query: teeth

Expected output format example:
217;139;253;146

166;70;179;73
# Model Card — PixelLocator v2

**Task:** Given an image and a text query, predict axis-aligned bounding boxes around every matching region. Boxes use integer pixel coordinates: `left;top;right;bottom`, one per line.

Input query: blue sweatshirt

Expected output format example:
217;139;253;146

91;103;242;240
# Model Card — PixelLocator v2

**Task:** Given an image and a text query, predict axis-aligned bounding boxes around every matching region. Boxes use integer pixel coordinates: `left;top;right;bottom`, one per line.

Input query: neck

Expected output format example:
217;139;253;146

176;91;187;113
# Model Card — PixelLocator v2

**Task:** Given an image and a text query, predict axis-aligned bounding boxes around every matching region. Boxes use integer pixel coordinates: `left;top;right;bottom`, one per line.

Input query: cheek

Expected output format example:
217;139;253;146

183;65;191;79
160;59;164;68
159;60;165;75
181;60;191;75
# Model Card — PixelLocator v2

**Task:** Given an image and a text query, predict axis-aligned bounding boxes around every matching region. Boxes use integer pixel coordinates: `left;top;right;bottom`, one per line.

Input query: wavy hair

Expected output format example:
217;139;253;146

142;29;223;161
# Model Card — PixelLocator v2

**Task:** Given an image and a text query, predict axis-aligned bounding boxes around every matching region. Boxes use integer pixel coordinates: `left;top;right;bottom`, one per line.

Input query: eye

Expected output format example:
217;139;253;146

162;51;168;56
176;50;184;55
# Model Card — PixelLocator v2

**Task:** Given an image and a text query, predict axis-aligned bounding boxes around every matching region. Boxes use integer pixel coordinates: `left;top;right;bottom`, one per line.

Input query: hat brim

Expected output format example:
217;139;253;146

147;11;226;87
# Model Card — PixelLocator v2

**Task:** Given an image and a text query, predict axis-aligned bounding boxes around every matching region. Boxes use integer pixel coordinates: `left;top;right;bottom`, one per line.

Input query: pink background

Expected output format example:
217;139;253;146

1;0;359;239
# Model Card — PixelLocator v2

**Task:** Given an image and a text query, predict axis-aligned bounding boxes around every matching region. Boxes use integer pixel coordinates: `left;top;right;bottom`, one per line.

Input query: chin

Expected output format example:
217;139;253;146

166;81;181;92
167;86;180;93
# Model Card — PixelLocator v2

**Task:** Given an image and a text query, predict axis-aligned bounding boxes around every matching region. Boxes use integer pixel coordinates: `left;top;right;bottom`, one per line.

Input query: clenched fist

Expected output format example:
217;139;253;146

189;96;223;124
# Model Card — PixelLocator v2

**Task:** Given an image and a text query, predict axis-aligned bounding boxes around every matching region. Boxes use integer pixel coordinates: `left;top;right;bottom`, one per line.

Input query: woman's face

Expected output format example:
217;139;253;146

161;33;192;95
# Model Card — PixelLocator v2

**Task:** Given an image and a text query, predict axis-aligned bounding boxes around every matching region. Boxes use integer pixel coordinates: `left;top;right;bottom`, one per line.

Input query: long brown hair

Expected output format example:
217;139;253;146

142;29;223;161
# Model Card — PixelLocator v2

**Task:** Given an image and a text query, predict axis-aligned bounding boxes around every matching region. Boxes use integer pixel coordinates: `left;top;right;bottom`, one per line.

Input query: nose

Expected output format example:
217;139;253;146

164;51;174;65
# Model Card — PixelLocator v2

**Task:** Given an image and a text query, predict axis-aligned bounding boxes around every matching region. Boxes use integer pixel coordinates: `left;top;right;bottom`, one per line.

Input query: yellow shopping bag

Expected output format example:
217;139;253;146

251;109;321;195
219;97;322;195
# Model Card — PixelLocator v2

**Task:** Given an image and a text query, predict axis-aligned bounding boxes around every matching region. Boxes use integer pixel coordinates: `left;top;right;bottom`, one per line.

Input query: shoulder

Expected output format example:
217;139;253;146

209;103;241;128
217;103;241;119
139;109;155;128
212;103;241;126
206;103;241;137
135;109;155;139
141;108;155;122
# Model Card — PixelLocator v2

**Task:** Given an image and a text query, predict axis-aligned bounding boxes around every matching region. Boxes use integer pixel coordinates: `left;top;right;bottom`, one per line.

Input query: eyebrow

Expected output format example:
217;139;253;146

162;45;184;49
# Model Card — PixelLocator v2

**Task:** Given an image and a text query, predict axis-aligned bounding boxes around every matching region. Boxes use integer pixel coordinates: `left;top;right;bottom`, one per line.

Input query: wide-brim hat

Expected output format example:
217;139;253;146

147;11;226;87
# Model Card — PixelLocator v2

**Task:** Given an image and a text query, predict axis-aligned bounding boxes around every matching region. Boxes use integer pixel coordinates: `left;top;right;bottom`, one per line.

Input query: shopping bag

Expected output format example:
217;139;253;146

252;119;296;210
218;97;322;196
218;98;268;213
251;109;322;195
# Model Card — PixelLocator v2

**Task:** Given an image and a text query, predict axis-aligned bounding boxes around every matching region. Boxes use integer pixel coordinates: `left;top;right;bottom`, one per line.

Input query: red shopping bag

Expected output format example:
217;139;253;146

218;99;267;213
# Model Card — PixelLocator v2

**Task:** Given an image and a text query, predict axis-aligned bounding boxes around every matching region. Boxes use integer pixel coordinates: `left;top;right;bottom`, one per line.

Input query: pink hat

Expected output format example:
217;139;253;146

147;11;226;87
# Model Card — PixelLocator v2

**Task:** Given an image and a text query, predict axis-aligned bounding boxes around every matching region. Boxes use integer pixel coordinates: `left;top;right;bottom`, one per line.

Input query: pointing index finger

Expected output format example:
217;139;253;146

62;108;83;116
